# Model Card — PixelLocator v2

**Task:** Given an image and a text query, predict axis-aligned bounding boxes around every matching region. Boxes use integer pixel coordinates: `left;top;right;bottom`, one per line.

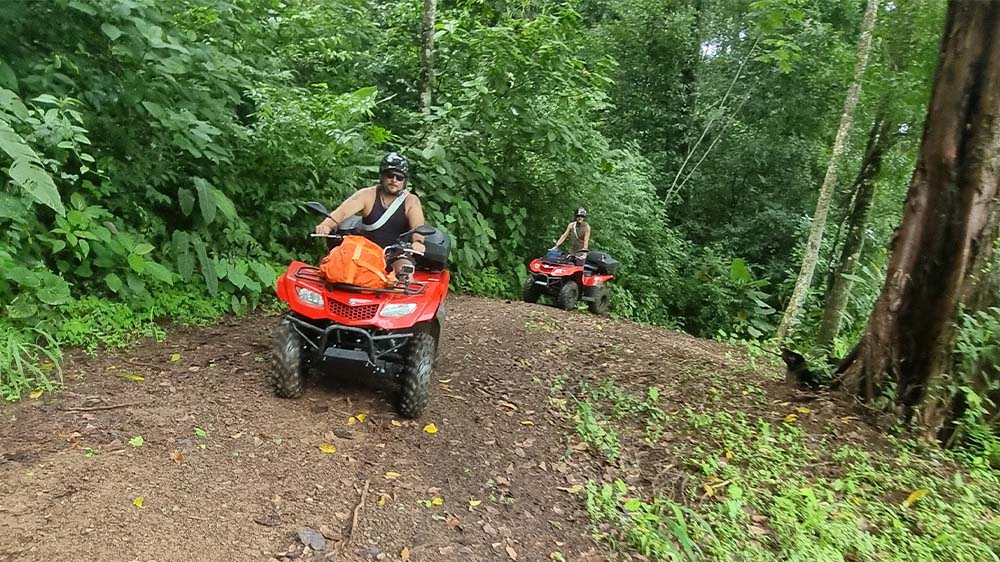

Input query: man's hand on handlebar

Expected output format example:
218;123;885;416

314;220;335;235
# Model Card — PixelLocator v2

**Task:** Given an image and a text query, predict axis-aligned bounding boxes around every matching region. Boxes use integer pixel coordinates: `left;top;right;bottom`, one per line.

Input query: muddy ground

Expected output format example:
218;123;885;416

1;295;861;562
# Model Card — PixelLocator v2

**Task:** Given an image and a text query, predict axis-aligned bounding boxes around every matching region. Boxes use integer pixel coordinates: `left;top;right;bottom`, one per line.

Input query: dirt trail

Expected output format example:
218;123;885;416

0;295;774;562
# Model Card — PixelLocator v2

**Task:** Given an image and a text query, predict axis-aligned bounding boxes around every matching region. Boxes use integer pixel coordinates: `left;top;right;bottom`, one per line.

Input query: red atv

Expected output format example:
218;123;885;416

271;202;450;418
522;249;617;314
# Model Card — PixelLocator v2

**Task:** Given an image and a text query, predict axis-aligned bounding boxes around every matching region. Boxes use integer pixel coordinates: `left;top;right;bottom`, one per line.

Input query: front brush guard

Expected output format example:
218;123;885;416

285;315;413;367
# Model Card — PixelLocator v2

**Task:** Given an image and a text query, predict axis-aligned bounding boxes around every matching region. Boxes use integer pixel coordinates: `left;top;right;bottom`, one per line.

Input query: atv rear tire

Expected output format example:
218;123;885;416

522;276;541;303
397;332;435;419
556;281;579;311
588;288;611;315
271;317;306;398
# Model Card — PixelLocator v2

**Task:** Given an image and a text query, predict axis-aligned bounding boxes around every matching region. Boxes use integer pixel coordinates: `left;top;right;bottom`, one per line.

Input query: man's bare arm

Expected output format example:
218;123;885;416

315;189;369;234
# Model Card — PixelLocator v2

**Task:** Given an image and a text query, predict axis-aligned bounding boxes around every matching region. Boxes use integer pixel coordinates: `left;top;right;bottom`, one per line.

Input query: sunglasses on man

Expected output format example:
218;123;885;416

381;171;406;181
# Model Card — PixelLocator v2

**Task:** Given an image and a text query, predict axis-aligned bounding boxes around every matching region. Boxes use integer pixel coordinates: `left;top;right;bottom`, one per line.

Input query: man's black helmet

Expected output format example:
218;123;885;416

380;152;409;177
575;207;587;218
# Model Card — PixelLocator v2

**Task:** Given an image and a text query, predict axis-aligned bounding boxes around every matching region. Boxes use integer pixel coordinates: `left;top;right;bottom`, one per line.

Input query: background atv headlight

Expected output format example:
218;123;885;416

381;303;417;317
295;286;324;308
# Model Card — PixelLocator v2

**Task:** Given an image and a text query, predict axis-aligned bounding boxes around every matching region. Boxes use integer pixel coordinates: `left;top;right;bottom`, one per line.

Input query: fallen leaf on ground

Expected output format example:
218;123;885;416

391;420;403;427
902;487;930;508
796;407;812;414
119;373;144;381
469;499;482;507
783;414;798;423
500;402;518;411
29;390;43;399
439;378;452;384
129;436;144;447
423;423;438;434
133;496;144;509
520;420;534;426
169;450;183;464
170;353;181;362
384;472;402;480
355;413;367;423
556;484;584;494
400;547;410;561
318;444;337;454
506;545;518;560
431;497;444;506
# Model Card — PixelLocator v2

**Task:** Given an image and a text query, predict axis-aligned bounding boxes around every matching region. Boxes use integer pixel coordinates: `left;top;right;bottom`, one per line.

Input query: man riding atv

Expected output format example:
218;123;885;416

551;207;591;263
314;152;426;274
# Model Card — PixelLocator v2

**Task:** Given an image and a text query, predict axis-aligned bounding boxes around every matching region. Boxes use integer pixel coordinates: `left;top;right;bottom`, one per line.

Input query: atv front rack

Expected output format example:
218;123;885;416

293;265;427;295
286;315;412;366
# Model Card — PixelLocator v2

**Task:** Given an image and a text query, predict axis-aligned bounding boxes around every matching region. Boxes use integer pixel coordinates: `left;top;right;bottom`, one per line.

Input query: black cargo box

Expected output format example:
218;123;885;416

585;250;619;275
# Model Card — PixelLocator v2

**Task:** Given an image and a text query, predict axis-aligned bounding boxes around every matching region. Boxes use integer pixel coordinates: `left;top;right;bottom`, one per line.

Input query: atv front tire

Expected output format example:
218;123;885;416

588;287;611;315
522;276;542;303
556;281;579;311
397;332;435;418
271;316;306;398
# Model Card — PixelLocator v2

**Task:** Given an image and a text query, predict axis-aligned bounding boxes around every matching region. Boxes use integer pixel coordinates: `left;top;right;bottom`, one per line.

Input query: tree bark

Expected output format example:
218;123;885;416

817;115;894;349
419;0;437;113
840;0;1000;440
775;0;881;341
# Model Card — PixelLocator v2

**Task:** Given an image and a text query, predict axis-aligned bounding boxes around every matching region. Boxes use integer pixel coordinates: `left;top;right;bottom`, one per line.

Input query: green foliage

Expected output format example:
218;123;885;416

0;323;62;402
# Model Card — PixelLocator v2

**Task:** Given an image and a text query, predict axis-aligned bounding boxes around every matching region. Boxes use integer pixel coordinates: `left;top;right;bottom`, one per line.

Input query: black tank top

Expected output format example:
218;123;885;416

362;191;410;248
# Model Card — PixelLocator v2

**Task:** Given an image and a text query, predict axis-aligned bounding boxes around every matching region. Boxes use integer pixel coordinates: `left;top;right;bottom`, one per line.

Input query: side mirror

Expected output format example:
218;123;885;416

413;225;436;236
304;201;331;217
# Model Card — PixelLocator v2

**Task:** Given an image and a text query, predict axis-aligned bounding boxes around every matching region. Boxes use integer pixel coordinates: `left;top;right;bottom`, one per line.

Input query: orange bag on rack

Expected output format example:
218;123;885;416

319;235;396;288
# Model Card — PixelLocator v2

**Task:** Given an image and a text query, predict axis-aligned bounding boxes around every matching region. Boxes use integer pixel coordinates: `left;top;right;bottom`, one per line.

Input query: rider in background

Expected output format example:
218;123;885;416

551;207;591;261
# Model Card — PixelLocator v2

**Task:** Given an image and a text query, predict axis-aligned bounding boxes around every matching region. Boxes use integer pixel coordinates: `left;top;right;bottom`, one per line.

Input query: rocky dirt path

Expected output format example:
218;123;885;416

0;295;765;562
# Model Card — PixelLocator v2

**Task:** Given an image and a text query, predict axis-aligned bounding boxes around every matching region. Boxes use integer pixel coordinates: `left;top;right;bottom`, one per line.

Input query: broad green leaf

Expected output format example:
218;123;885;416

5;266;40;287
0;119;38;162
177;188;195;216
105;272;123;293
8;158;65;215
212;188;237;221
36;276;71;305
0;62;17;91
8;297;38;319
251;262;277;288
128;254;146;273
101;23;123;41
144;262;174;284
133;242;154;256
192;236;218;296
172;231;194;280
729;258;752;283
193;177;216;224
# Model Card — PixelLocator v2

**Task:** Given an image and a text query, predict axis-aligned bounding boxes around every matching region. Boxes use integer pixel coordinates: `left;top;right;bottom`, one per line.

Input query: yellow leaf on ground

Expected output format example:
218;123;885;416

438;378;452;384
903;488;930;508
796;407;812;414
355;413;367;423
133;496;144;509
520;420;534;426
783;414;798;423
384;472;402;480
169;353;181;362
390;420;402;427
469;499;482;507
119;373;145;381
431;497;444;506
500;402;518;411
318;444;337;454
725;450;734;460
29;390;43;399
423;423;438;434
347;417;357;425
557;484;584;494
400;547;411;561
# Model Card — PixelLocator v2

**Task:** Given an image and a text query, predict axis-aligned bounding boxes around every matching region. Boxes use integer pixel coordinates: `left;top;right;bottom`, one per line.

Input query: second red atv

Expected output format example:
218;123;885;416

522;249;617;314
271;202;450;418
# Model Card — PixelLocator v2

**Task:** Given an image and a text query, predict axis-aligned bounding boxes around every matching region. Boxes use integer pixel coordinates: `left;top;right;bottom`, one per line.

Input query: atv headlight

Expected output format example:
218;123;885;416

381;303;417;318
295;286;324;308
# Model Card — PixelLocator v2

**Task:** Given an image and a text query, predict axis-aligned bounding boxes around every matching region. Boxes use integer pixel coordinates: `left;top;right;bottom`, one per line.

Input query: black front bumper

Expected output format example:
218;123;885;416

286;315;413;367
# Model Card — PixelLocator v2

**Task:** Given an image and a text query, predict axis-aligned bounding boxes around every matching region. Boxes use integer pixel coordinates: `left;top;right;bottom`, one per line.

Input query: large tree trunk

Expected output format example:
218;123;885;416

817;115;894;348
418;0;437;113
840;0;1000;440
775;0;881;341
